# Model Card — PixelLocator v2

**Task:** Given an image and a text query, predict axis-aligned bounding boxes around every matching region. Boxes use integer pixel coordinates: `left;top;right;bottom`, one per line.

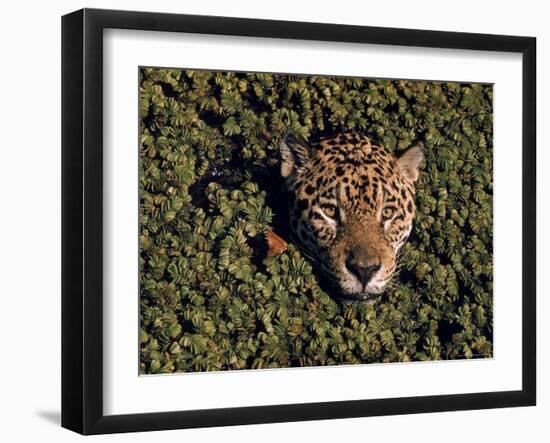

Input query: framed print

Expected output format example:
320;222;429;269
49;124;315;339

61;8;536;435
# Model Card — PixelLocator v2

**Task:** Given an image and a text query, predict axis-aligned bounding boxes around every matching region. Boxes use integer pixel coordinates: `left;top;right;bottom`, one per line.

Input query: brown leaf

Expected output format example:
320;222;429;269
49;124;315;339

265;229;287;257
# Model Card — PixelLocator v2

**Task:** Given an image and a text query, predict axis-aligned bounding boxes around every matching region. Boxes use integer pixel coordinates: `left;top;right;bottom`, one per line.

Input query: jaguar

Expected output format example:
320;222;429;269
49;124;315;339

279;132;423;302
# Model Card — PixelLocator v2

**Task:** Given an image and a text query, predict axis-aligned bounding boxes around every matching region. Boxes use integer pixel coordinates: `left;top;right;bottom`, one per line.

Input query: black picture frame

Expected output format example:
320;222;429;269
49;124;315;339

62;8;536;435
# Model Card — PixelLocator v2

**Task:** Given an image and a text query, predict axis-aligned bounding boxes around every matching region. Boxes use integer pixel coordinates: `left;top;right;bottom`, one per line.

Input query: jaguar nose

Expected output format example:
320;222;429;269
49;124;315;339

346;260;381;288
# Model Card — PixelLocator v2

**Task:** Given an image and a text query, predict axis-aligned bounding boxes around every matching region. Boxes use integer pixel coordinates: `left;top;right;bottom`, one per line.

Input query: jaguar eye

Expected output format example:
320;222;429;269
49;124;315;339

320;204;338;219
382;207;396;221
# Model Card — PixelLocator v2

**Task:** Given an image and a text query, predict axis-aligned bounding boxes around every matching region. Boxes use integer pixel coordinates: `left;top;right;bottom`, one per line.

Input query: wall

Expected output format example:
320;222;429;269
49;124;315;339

0;0;546;441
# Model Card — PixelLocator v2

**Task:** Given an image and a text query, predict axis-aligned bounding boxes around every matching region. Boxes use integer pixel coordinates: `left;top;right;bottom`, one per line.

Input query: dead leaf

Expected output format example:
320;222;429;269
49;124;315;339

266;229;287;257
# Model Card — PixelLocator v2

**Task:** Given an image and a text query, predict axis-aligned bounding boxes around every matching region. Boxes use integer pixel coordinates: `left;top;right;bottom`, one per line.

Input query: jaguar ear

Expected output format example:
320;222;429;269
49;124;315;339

397;143;424;182
279;137;312;178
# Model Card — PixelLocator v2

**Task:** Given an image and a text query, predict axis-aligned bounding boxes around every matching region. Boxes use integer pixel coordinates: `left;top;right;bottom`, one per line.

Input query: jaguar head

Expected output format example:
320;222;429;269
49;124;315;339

280;133;422;301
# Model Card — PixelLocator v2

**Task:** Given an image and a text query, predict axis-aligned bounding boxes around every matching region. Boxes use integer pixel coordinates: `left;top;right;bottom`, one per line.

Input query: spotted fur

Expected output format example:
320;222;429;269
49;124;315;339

280;133;423;301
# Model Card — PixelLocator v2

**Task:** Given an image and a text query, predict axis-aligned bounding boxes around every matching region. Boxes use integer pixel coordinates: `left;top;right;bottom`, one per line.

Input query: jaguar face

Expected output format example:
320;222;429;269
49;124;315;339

280;133;422;301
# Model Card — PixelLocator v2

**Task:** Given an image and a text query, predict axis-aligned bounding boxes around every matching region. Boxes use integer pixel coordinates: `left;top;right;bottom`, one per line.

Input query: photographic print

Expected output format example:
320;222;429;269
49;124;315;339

138;67;493;374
